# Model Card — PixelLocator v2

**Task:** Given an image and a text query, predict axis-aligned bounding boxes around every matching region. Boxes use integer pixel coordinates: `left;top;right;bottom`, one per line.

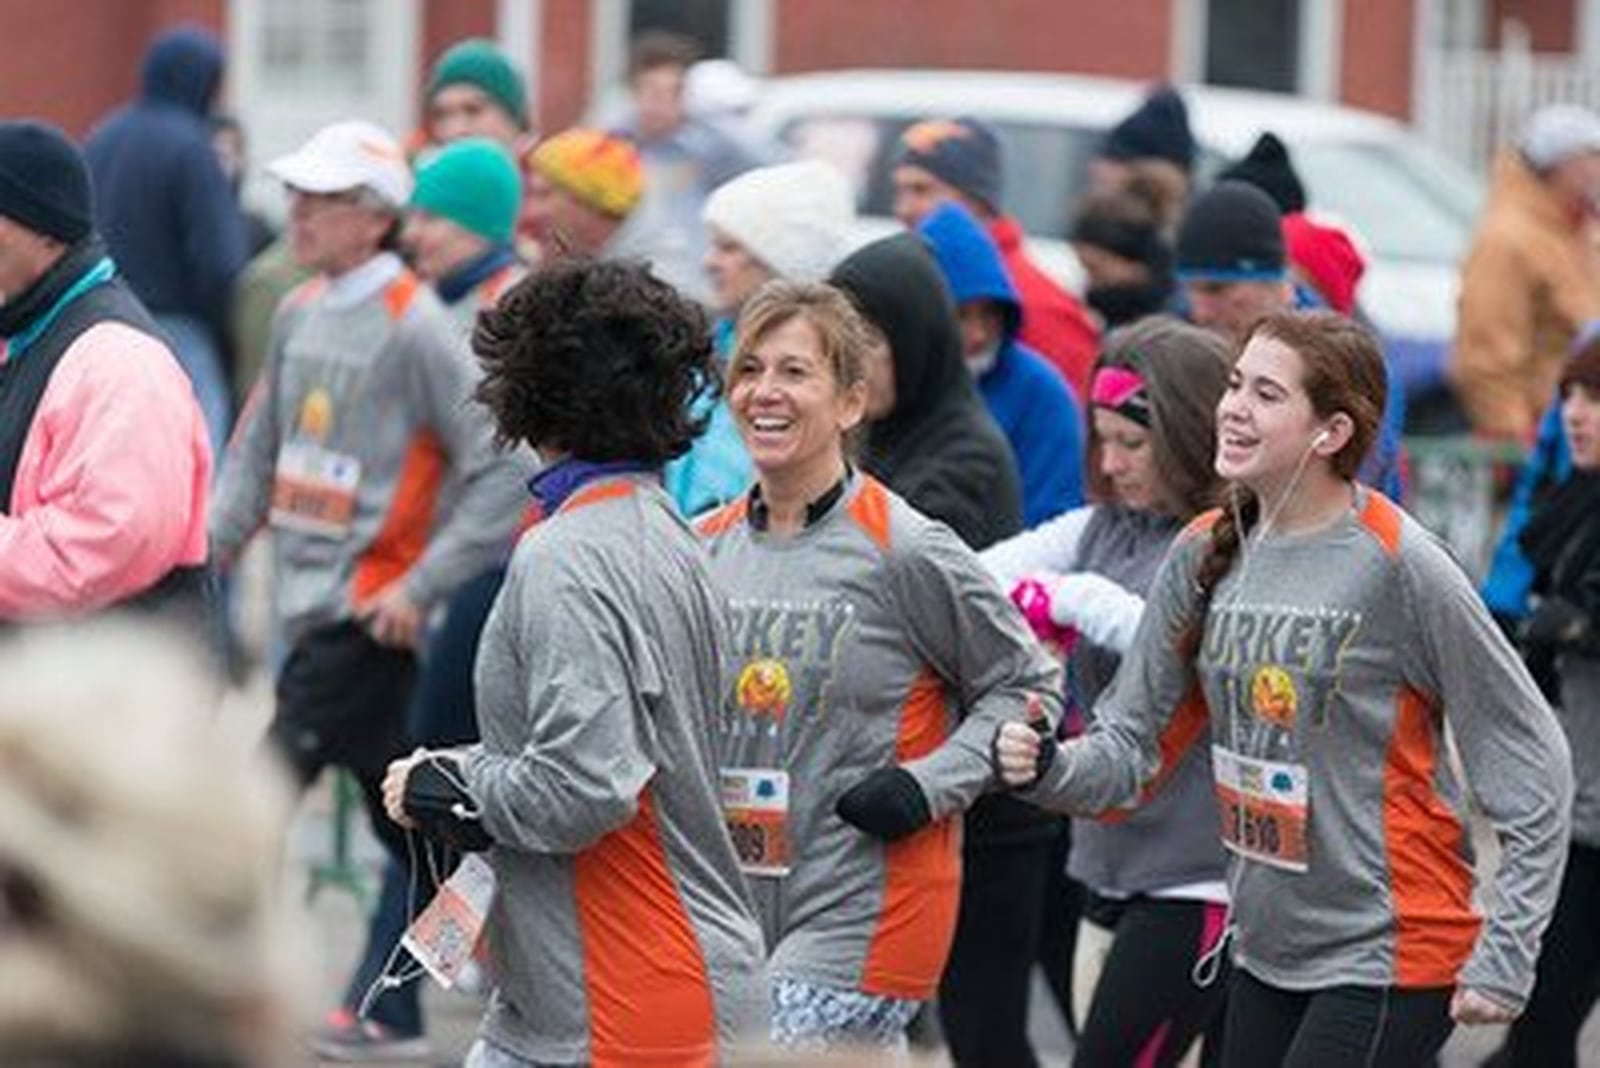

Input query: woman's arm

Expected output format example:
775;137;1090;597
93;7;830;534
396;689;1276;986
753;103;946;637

979;505;1094;589
462;569;663;854
1004;532;1211;816
1403;533;1573;1014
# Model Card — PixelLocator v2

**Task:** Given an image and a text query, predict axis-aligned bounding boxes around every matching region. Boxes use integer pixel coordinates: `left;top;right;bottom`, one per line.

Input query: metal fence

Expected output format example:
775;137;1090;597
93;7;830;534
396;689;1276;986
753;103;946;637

1418;27;1600;173
1403;436;1527;583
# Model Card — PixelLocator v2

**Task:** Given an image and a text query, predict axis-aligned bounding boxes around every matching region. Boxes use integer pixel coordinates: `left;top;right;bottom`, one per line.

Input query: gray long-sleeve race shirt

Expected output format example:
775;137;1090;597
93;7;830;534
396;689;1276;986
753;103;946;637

1026;489;1572;1009
699;473;1062;1000
464;474;766;1065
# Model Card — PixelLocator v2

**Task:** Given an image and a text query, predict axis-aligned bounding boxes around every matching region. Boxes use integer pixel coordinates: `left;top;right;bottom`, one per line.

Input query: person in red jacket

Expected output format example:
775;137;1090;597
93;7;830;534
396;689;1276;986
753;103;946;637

892;116;1099;397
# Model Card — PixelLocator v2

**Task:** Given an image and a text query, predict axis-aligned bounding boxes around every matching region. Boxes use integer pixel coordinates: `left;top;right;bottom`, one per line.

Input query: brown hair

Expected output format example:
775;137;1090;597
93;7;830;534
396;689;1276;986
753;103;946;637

733;279;870;391
1179;309;1387;657
628;30;700;81
1086;315;1229;518
1560;328;1600;397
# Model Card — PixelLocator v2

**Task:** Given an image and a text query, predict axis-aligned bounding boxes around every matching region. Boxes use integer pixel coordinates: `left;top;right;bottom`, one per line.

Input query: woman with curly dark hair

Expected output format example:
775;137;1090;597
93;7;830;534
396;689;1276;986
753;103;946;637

381;258;765;1067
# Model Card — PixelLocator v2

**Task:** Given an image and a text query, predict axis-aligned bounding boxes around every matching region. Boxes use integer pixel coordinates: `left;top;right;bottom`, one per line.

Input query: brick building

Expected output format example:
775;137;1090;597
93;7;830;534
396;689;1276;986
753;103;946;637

0;0;1594;191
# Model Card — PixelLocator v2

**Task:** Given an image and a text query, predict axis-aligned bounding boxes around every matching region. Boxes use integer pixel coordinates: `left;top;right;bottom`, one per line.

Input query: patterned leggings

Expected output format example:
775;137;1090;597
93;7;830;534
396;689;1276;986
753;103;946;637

769;976;921;1053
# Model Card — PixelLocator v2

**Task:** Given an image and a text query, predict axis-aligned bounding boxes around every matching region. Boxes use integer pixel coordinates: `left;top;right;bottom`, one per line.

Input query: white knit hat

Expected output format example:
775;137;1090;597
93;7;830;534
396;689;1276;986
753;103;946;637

702;160;855;282
1520;105;1600;170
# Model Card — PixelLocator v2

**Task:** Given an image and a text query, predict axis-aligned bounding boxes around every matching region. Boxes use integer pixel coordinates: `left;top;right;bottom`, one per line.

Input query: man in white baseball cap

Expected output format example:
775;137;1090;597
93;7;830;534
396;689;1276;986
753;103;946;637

1453;104;1600;440
211;118;525;1061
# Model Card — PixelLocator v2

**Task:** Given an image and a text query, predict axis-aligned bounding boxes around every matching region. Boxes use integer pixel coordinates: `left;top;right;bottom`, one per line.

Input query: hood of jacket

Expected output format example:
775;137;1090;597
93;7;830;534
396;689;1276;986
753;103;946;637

829;232;977;454
916;200;1022;342
140;26;224;115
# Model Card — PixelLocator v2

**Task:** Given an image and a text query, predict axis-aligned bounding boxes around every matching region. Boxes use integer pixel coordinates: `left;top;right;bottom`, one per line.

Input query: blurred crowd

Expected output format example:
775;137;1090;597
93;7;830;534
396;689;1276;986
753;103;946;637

0;17;1599;1068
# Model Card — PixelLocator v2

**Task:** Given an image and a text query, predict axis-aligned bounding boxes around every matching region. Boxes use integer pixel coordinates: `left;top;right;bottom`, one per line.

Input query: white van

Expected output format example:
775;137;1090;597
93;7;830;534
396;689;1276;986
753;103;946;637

745;69;1484;400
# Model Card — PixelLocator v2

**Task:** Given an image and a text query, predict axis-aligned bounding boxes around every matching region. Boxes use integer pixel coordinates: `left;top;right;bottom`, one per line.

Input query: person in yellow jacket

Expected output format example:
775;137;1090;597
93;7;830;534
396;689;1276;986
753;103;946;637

1452;105;1600;442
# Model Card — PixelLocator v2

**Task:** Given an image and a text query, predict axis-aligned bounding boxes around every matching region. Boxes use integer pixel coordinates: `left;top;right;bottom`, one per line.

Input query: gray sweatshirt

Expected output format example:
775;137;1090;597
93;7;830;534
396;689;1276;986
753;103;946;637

1025;489;1572;1009
210;254;524;641
464;474;766;1064
986;504;1228;896
699;473;1062;1000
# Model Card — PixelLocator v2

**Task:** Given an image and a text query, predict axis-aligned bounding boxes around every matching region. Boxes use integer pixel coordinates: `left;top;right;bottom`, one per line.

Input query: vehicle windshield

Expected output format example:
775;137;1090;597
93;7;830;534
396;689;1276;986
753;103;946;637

1291;140;1481;264
779;113;1481;267
781;115;1101;239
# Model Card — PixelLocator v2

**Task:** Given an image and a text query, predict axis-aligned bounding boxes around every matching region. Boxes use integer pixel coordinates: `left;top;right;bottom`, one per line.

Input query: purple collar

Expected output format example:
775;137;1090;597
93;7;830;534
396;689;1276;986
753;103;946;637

527;458;658;515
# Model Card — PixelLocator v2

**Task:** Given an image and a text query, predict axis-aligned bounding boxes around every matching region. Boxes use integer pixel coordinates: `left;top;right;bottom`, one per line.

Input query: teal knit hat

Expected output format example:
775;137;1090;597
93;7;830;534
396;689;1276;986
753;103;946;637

410;138;522;243
427;38;528;128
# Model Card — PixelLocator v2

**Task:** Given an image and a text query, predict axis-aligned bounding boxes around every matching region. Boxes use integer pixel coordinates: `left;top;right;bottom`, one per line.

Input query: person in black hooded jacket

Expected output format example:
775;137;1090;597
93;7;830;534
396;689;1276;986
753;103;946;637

830;232;1023;551
832;233;1057;1067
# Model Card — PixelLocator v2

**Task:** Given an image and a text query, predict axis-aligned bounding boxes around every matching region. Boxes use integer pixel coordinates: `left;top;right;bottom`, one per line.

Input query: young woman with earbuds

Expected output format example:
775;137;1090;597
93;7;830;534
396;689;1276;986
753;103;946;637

996;310;1573;1066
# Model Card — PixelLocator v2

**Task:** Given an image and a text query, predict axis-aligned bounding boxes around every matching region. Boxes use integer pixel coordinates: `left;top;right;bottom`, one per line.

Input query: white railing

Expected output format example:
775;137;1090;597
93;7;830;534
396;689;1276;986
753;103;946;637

1418;26;1600;174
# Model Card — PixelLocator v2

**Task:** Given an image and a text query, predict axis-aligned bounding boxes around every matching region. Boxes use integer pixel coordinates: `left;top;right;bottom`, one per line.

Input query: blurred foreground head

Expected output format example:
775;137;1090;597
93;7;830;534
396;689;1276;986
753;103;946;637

0;621;300;1067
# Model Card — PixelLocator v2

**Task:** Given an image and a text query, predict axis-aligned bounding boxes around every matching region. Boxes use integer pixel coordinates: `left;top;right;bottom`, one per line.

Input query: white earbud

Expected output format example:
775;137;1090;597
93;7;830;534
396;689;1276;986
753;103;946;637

1311;428;1332;449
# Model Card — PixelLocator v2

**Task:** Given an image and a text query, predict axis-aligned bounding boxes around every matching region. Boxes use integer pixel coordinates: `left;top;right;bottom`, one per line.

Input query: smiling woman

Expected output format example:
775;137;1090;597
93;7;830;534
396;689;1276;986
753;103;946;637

698;278;1062;1054
994;309;1574;1067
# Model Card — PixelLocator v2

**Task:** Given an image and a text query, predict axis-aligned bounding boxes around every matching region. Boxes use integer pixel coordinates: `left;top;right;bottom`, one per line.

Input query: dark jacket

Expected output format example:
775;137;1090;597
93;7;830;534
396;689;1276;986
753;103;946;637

918;202;1084;527
84;26;245;335
830;233;1023;551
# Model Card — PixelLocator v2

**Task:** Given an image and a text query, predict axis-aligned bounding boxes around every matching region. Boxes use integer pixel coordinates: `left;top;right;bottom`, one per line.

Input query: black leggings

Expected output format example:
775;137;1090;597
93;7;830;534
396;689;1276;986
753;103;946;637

1491;839;1600;1068
1220;970;1453;1068
938;831;1057;1067
1074;895;1230;1068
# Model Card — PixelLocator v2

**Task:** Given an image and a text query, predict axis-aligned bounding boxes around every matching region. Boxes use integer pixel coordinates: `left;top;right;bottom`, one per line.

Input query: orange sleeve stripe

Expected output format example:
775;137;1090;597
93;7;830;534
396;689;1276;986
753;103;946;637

694;497;748;537
350;430;445;602
562;480;636;514
1385;686;1481;986
1357;491;1403;557
860;667;962;1000
383;271;421;321
847;476;892;550
1094;683;1211;823
281;276;328;311
1179;508;1223;541
574;790;718;1067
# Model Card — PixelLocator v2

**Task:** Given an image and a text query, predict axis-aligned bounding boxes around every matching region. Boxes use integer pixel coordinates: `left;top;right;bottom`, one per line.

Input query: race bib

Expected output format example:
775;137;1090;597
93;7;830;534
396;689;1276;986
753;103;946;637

721;768;791;877
270;441;361;537
1212;745;1310;873
402;853;496;989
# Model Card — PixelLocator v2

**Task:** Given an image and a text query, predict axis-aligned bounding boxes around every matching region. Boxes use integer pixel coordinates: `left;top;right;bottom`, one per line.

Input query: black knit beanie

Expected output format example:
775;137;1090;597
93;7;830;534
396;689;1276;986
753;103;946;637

1217;133;1306;215
0;121;92;244
1100;86;1196;173
1175;180;1286;280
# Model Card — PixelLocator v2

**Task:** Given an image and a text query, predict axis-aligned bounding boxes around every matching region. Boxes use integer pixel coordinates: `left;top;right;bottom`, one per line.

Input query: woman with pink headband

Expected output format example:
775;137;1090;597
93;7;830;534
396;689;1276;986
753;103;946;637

982;315;1233;1067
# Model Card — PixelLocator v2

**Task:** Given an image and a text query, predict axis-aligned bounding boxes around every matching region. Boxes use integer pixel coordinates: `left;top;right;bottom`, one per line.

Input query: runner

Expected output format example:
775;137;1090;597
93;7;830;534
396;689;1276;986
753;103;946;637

983;316;1233;1067
996;309;1572;1067
383;259;766;1067
697;279;1060;1052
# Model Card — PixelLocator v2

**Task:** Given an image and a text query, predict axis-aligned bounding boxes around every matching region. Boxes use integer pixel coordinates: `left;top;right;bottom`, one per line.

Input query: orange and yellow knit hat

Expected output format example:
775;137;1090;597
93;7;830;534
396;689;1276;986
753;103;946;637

529;128;643;219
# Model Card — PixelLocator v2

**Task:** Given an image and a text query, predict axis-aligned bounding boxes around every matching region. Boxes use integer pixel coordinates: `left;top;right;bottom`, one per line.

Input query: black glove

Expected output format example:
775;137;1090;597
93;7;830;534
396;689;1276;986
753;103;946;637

404;757;493;853
835;767;932;841
1521;596;1595;651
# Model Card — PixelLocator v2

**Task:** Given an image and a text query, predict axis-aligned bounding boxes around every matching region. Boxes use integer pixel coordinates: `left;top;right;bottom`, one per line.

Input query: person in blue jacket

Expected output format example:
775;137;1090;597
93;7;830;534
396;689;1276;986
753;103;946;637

1480;321;1599;647
84;24;246;458
917;200;1085;527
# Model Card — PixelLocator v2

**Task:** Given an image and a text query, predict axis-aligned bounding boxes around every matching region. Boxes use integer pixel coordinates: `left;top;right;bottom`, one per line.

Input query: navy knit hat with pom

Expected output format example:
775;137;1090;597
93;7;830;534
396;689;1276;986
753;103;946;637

1218;132;1306;215
1100;86;1196;173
